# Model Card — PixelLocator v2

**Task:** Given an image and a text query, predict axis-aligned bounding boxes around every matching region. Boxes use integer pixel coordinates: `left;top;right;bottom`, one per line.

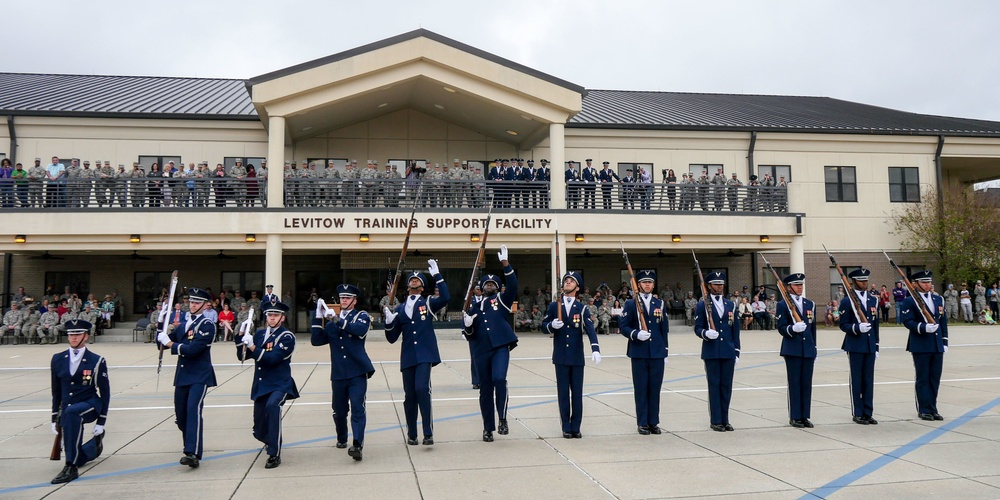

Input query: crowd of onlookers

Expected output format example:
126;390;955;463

2;286;122;344
139;287;288;343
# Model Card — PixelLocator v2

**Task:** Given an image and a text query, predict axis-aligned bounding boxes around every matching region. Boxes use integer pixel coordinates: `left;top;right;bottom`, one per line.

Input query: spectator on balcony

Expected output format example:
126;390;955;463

711;169;726;211
125;162;145;207
661;169;677;210
145;163;163;207
696;173;710;211
77;160;96;208
11;162;29;207
563;161;579;209
246;164;259;207
598;161;619;210
296;160;312;207
620;169;636;210
581;159;597;210
66;159;84;207
536;159;550;209
724;172;742;211
0;158;14;208
45;156;67;208
744;174;760;211
230;160;247;207
213;163;229;207
638;165;653;210
27;158;45;208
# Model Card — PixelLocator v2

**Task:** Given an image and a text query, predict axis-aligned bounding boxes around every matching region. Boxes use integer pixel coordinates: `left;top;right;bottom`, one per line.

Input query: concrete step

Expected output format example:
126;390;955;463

94;322;141;343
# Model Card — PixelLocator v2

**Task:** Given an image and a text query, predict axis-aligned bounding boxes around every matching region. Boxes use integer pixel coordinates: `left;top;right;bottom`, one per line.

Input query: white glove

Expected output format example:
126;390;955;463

944;345;949;354
858;323;872;333
664;357;669;366
241;332;253;346
51;422;59;435
636;330;651;341
463;312;477;327
427;259;439;275
704;329;719;340
240;315;254;335
157;302;170;323
550;318;564;330
383;307;398;325
735;356;740;365
792;322;807;333
591;351;602;365
876;351;880;359
497;244;508;262
315;298;327;319
157;330;170;345
93;424;104;436
925;323;939;334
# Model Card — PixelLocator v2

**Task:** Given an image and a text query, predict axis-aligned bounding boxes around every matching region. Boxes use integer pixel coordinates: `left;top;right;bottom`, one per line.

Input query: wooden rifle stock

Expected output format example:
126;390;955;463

760;254;802;323
462;196;494;311
691;251;716;331
882;250;936;324
824;245;868;323
620;242;648;331
50;419;61;461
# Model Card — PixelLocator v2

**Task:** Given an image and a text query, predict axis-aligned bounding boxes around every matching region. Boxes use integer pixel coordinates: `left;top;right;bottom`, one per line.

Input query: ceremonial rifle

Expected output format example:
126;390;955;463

462;195;495;312
882;250;936;324
156;270;179;392
620;242;648;331
555;230;563;321
50;409;62;461
760;254;802;323
388;183;422;303
824;245;867;323
691;251;716;331
238;306;254;367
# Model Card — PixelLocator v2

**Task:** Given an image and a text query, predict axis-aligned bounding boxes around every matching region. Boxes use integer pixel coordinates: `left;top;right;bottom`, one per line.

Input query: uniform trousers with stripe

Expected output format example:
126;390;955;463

332;375;367;445
174;384;208;458
554;364;585;433
704;358;735;425
475;346;510;432
912;352;943;415
847;352;876;418
253;391;287;457
631;358;665;428
783;355;814;421
61;399;102;466
401;363;434;439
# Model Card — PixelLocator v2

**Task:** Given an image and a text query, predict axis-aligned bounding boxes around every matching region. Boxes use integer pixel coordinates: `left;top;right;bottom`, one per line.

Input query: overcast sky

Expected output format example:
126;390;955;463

4;0;1000;122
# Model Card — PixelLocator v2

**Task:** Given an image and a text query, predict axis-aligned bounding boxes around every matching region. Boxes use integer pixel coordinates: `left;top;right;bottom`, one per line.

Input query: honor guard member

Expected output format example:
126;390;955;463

542;272;601;438
598;161;620;210
900;270;948;421
384;260;450;445
619;270;669;435
311;285;375;461
49;320;109;484
776;273;817;428
462;245;519;442
263;284;278;307
239;301;299;468
157;287;217;468
694;271;741;431
839;268;879;424
581;159;597;209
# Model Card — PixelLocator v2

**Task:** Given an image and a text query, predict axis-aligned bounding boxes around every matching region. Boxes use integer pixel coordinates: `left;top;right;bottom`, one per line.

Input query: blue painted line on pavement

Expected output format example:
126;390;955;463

801;395;1000;499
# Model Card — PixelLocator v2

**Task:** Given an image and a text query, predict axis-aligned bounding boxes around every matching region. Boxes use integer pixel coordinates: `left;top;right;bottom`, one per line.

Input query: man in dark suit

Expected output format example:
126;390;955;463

694;271;741;431
598;161;620;210
619;270;668;435
463;245;519;442
311;285;375;461
565;162;580;209
50;319;109;484
384;261;449;445
262;284;278;307
158;287;217;468
537;159;551;209
900;270;949;421
238;301;299;468
581;159;598;209
776;273;817;428
839;268;880;424
542;272;601;438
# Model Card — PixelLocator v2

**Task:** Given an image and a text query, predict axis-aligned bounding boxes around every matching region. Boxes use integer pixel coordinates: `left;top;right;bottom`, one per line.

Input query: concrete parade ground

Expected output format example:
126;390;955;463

1;323;998;499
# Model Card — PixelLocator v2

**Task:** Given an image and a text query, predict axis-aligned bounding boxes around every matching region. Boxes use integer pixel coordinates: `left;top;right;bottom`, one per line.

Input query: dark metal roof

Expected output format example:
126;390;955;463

0;73;257;120
571;90;1000;137
247;29;587;96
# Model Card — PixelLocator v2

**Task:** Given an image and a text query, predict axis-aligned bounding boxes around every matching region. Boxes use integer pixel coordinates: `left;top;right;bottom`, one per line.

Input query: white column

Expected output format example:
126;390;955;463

549;123;566;210
266;234;283;298
790;235;805;274
267;115;286;208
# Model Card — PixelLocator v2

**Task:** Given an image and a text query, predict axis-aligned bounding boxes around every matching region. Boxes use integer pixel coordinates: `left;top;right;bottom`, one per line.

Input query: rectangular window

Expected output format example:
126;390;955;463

825;166;857;202
618;163;654;181
760;266;790;297
829;266;861;303
138;155;182;172
758;165;791;184
388;159;429;179
688;164;724;181
134;271;174;315
220;271;264;300
889;167;920;202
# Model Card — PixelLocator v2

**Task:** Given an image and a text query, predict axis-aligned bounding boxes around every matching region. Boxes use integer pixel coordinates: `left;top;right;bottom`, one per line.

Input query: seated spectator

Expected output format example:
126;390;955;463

218;303;235;341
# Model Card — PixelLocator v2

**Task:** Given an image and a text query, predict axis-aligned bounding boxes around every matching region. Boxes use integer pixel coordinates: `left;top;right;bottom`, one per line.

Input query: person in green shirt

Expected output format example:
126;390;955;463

11;162;29;207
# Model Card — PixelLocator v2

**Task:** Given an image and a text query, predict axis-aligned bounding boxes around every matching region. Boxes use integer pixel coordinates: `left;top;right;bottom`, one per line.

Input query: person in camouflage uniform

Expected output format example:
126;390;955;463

236;302;253;335
974;280;987;316
596;299;612;335
21;303;41;344
515;306;533;332
27;158;46;208
230;291;247;311
78;160;96;208
96;160;115;207
684;291;697;326
711;169;726;212
112;164;128;207
36;307;62;344
378;286;400;324
324;160;341;207
340;161;356;208
360;160;379;207
230;159;248;207
123;162;144;207
64;159;81;207
943;284;959;321
725;173;742;212
2;302;25;342
531;305;545;332
79;304;100;336
257;161;268;206
59;306;81;339
385;163;402;208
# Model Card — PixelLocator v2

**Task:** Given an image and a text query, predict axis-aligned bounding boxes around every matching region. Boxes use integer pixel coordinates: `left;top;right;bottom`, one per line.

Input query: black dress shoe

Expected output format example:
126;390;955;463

933;413;944;421
51;464;78;484
802;419;814;428
638;426;651;435
472;384;480;390
724;424;734;431
852;416;870;425
562;432;573;439
498;419;509;435
483;430;494;442
94;432;104;456
348;445;363;461
335;441;347;449
407;437;419;446
180;453;200;468
265;455;281;469
422;436;434;446
648;426;662;435
918;413;935;421
710;424;726;432
790;419;805;428
864;416;878;425
572;432;582;439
